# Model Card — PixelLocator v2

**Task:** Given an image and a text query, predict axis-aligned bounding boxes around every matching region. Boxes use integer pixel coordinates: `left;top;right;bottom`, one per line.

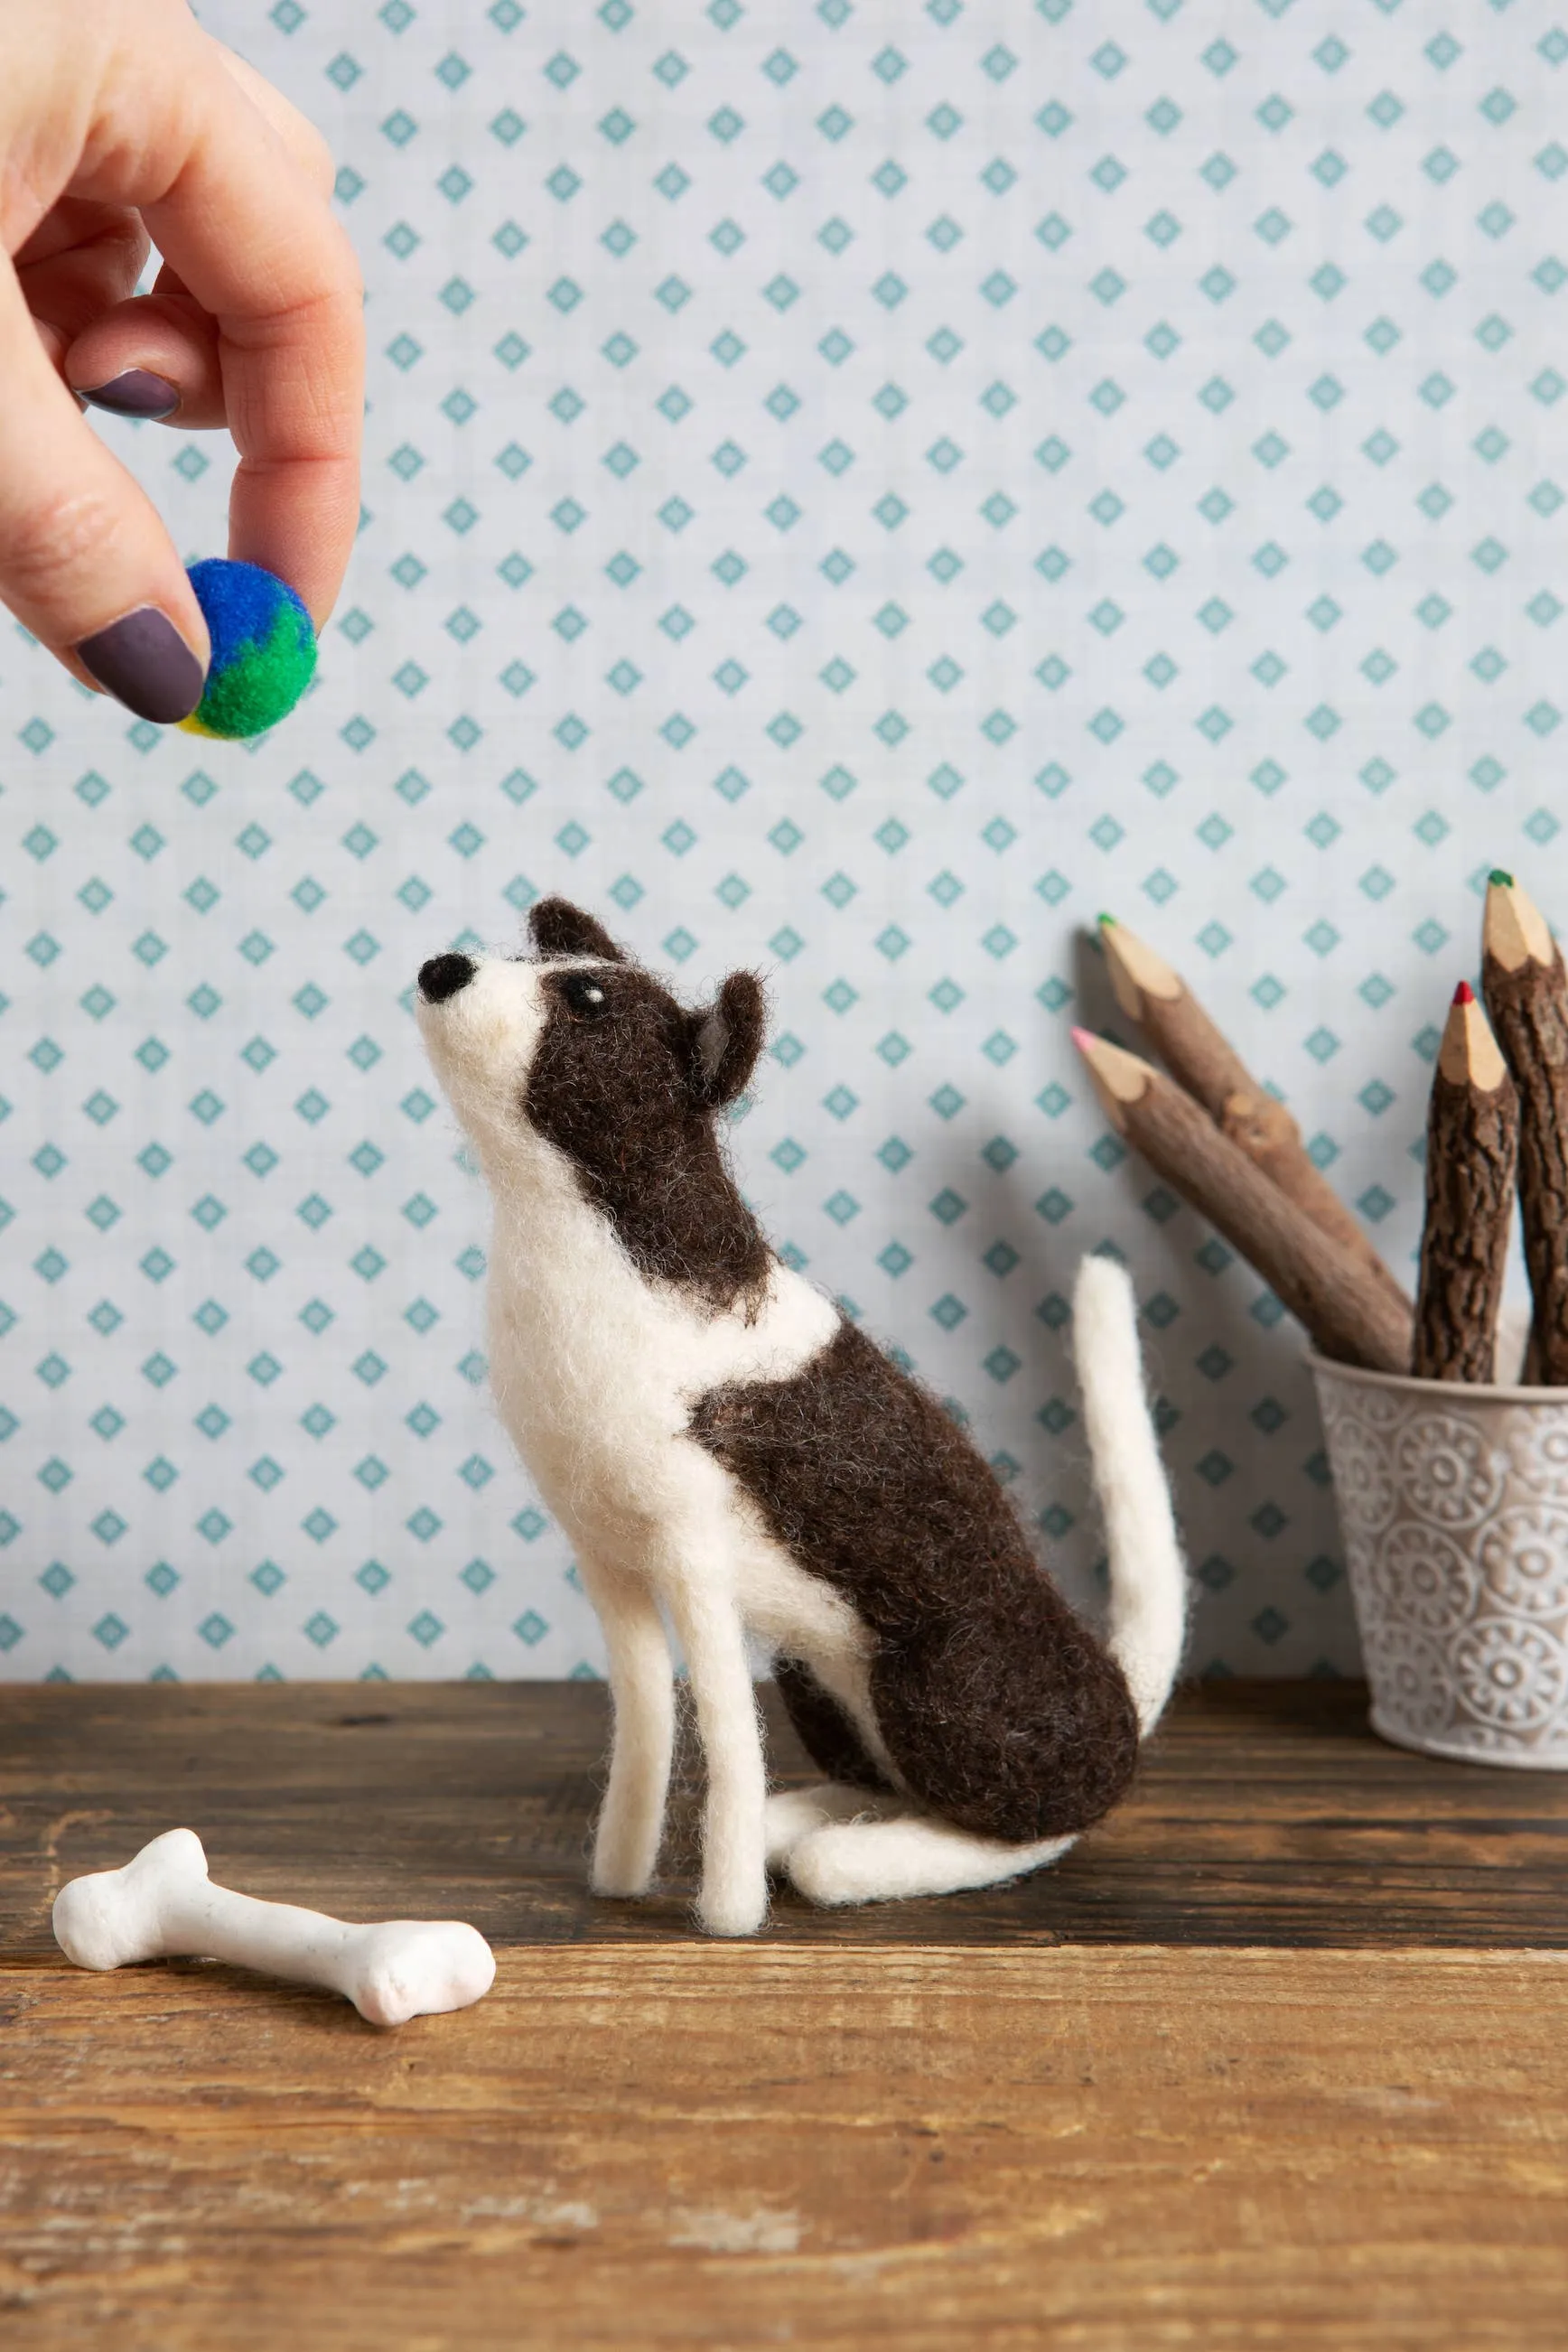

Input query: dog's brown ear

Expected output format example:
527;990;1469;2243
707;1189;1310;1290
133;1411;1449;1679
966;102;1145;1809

688;972;766;1108
527;899;627;963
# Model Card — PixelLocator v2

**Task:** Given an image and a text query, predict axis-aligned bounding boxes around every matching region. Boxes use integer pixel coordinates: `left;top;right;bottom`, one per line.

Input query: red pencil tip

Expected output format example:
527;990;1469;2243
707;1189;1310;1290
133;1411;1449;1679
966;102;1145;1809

1454;980;1475;1005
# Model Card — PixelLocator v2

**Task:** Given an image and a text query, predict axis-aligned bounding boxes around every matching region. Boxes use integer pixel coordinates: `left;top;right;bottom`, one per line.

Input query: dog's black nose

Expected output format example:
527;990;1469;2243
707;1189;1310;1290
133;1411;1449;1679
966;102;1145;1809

419;953;476;1004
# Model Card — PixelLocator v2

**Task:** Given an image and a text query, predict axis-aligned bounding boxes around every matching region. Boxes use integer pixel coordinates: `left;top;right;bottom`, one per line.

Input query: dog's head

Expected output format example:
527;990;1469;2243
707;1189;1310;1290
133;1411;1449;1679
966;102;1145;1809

416;900;770;1300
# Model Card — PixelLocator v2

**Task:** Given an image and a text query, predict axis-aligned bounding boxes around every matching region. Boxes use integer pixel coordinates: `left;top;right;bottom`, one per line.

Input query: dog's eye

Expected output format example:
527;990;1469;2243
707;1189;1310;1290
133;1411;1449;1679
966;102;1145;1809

560;972;611;1022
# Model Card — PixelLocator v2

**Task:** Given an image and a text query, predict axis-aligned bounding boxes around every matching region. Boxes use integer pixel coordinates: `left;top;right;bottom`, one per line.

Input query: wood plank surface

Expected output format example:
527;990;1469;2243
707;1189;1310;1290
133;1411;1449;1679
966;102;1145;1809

3;1681;1567;2348
2;1947;1565;2350
3;1678;1567;1951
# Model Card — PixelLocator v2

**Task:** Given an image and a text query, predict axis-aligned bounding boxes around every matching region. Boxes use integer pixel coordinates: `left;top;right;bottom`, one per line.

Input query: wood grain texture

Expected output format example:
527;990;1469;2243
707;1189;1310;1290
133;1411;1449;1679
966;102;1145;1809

4;1684;1568;2348
4;1680;1568;1953
2;1947;1565;2350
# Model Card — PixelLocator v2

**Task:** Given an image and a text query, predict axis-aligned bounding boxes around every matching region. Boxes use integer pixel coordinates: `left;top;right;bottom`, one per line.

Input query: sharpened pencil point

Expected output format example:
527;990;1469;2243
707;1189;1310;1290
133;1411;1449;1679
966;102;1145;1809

1070;1026;1096;1051
1454;980;1474;1005
1483;870;1554;971
1097;912;1115;929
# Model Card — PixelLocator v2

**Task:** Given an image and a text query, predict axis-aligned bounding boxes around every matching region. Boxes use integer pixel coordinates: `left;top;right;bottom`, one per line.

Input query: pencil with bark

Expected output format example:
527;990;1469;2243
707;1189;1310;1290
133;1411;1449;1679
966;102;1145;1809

1097;914;1410;1316
1480;871;1568;1382
1412;983;1518;1384
1072;1029;1414;1377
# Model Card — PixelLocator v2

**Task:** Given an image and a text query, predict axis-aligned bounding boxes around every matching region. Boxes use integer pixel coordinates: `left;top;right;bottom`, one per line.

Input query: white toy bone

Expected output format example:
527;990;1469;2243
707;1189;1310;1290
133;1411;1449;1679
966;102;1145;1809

52;1828;495;2027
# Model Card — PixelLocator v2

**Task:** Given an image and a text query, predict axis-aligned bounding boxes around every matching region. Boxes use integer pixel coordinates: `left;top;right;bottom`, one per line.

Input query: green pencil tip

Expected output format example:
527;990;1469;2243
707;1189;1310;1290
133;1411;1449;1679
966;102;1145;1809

1489;869;1515;888
1097;911;1115;929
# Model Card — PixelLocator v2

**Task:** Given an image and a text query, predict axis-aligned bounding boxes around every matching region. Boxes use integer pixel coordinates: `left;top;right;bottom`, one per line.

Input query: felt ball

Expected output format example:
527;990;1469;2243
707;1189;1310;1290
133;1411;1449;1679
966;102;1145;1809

180;559;317;739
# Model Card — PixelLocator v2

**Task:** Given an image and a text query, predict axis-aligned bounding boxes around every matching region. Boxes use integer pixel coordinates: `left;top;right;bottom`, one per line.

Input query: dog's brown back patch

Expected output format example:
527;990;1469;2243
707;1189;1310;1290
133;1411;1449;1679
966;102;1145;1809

524;963;772;1315
691;1319;1140;1842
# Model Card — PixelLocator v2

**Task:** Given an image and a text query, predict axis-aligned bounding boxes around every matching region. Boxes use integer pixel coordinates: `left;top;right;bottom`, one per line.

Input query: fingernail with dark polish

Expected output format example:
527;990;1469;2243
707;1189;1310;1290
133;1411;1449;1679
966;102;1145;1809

76;609;206;723
76;370;181;421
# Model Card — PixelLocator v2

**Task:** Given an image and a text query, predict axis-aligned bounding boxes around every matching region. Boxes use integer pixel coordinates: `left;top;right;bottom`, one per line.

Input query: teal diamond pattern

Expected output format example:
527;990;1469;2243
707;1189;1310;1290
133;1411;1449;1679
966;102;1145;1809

1;1;1564;1681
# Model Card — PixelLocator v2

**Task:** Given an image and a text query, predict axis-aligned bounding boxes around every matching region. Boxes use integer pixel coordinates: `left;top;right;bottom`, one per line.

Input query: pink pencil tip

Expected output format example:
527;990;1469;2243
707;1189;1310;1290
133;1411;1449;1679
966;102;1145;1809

1454;980;1474;1005
1070;1026;1094;1050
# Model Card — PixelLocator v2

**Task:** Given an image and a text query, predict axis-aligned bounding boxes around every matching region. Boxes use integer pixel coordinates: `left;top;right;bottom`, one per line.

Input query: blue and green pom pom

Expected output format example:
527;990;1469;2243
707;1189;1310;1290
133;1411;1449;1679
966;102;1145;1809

180;559;316;739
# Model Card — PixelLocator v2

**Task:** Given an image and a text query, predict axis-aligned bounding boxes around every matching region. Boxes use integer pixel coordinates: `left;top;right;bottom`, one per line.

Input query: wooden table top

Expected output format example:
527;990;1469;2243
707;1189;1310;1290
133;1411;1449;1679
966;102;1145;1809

4;1675;1566;1951
2;1678;1566;2348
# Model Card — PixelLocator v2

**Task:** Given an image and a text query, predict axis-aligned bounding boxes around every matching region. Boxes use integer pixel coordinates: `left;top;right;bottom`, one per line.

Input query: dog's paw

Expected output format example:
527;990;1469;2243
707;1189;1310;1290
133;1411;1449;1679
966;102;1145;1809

590;1834;659;1899
590;1862;657;1900
695;1877;768;1938
766;1784;901;1873
787;1816;1078;1906
764;1786;850;1868
781;1822;884;1908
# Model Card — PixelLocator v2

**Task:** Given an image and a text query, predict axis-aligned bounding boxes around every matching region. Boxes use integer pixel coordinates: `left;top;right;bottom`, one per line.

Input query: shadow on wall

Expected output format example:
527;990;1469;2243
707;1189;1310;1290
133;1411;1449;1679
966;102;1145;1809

873;924;1355;1671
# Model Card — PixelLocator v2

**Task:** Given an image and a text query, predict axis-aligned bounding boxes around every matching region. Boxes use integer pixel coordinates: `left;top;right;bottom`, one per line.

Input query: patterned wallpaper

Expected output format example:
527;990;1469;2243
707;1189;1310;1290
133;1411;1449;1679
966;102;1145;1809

2;0;1564;1684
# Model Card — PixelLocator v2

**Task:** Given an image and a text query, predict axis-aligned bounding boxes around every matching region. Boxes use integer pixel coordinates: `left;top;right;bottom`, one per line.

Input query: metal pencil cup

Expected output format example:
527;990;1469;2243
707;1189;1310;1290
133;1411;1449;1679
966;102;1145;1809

1311;1355;1568;1769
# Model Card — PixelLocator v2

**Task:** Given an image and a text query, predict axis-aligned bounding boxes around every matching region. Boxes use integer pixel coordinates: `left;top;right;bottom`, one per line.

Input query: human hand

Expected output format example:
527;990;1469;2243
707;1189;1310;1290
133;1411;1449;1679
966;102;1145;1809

4;1;363;722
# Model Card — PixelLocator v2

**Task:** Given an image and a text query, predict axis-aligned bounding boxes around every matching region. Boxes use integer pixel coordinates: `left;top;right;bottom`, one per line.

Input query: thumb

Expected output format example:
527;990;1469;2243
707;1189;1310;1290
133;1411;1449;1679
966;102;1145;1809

0;253;208;721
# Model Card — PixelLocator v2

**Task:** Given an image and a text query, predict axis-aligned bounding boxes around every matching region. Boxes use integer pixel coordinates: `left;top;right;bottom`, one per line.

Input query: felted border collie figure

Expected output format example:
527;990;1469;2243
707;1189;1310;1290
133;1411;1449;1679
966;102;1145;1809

417;900;1187;1937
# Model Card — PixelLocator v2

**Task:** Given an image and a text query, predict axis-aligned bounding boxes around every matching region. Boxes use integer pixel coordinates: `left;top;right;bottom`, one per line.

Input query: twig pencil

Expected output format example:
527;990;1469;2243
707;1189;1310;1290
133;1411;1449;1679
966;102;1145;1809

1413;983;1518;1383
1480;870;1568;1382
1097;913;1411;1314
1073;1029;1414;1376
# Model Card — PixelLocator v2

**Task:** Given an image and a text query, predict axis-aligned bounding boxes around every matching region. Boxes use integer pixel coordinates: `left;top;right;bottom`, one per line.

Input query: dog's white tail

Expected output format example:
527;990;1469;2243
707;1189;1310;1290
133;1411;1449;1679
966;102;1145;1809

1071;1254;1188;1735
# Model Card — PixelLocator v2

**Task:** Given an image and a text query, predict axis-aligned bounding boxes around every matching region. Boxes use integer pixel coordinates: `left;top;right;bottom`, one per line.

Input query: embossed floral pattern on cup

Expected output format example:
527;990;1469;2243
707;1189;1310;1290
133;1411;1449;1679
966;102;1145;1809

1479;1508;1568;1620
1452;1619;1567;1731
1371;1522;1480;1637
1392;1412;1505;1529
1312;1356;1568;1769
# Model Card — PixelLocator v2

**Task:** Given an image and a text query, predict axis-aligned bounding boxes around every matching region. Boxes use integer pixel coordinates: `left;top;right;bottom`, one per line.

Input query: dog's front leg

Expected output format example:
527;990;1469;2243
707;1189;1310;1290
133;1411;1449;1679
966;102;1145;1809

579;1556;675;1899
664;1570;767;1937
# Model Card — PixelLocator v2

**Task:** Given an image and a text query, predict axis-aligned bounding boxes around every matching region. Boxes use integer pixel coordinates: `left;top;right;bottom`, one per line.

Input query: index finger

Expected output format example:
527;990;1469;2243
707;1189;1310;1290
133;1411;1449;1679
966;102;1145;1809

121;38;364;623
